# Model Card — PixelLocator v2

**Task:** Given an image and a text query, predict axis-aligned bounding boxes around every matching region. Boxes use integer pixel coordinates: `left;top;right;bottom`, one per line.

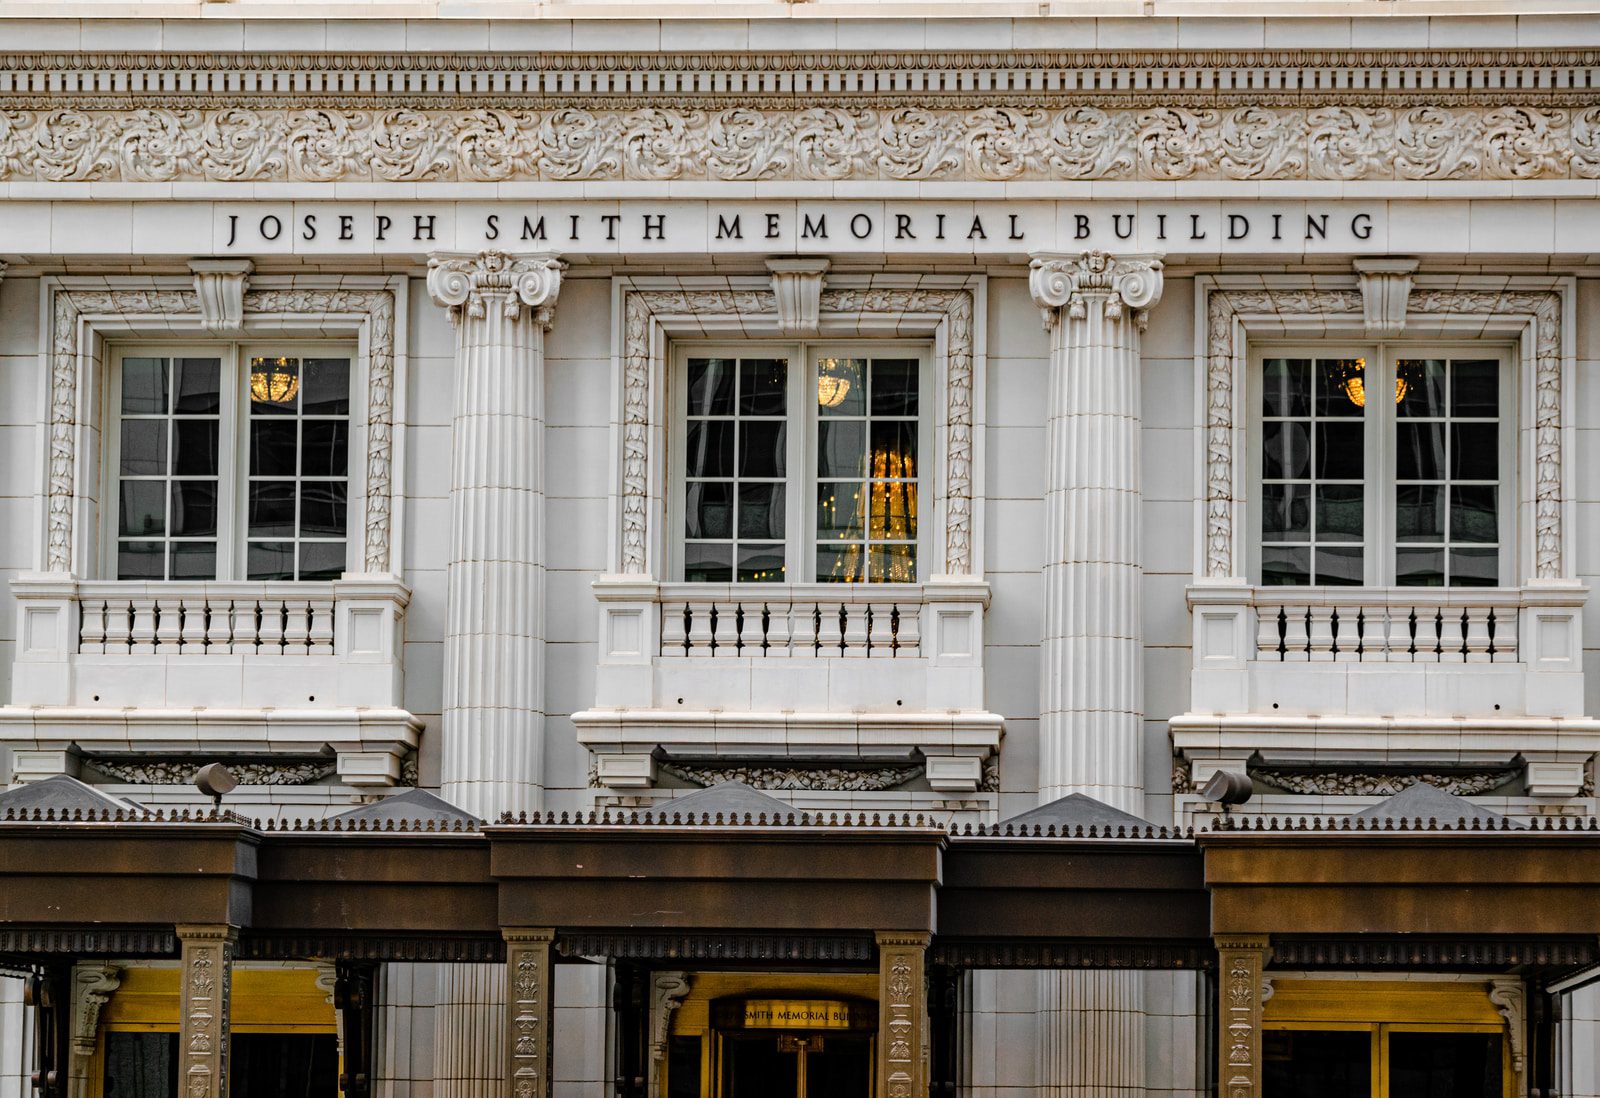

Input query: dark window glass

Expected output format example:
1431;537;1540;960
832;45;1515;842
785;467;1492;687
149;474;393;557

1452;424;1498;480
1451;360;1499;417
1262;421;1310;481
666;1036;702;1098
230;1034;338;1098
1397;423;1445;481
870;359;919;415
1397;359;1446;418
739;358;788;416
299;482;347;538
1397;547;1447;587
738;421;786;478
119;420;168;477
1315;545;1364;585
169;481;218;537
737;543;786;583
298;541;346;581
1261;545;1311;586
816;358;866;417
817;484;865;541
1260;483;1311;543
117;541;166;581
685;421;735;479
737;484;785;540
1316;484;1364;542
1316;359;1365;417
683;542;732;583
1315;422;1363;480
248;541;297;581
1261;358;1310;418
301;358;351;416
249;482;297;538
721;1037;798;1098
172;420;220;475
685;482;733;540
174;358;222;414
686;358;735;417
169;541;217;580
1387;1032;1501;1098
120;481;166;538
805;1035;872;1098
1263;1029;1370;1098
104;1031;178;1098
251;420;299;477
300;421;348;478
121;358;170;415
818;421;866;479
1397;485;1445;543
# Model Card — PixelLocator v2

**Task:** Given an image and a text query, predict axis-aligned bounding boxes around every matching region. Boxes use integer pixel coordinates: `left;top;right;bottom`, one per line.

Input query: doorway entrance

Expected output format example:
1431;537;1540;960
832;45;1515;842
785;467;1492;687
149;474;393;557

719;1031;873;1098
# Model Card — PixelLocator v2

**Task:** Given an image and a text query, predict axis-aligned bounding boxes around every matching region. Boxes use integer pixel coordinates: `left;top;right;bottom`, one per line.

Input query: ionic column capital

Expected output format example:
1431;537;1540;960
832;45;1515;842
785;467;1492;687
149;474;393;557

427;250;564;329
1028;251;1164;330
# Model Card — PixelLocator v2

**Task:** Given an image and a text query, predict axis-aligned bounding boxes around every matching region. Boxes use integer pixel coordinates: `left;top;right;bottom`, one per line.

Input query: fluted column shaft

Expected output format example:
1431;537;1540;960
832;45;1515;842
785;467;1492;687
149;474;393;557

428;252;563;822
1030;252;1163;1098
1030;252;1163;813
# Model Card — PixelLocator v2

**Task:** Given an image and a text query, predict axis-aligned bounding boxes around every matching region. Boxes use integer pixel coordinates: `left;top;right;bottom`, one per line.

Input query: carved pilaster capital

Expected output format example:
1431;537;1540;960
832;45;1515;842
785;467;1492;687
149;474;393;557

1354;257;1418;337
427;251;564;329
190;258;253;333
767;257;829;335
1029;251;1164;330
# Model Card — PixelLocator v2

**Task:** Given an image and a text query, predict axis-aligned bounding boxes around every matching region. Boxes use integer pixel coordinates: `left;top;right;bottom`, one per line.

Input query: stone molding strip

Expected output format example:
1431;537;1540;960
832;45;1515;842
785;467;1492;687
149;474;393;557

4;103;1600;183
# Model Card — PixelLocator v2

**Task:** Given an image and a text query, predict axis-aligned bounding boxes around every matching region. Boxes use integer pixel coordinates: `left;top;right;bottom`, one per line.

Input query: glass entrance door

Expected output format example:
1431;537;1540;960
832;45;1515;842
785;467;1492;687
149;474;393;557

718;1033;872;1098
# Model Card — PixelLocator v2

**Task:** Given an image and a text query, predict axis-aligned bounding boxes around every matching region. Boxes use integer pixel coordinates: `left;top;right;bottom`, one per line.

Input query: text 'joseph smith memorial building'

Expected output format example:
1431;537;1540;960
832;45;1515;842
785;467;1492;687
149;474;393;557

10;2;1600;1096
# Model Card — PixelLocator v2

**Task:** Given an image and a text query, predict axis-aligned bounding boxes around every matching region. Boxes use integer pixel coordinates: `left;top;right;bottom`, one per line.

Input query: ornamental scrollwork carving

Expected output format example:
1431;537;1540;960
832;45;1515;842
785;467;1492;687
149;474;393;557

45;285;400;574
426;250;564;327
620;284;977;576
5;102;1600;182
1028;251;1165;329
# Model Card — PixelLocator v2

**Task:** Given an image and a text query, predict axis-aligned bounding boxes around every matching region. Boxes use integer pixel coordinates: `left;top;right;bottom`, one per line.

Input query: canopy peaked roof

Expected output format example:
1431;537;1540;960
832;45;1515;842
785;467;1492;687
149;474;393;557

0;773;145;815
641;780;795;820
330;787;482;825
1350;780;1514;827
999;792;1151;831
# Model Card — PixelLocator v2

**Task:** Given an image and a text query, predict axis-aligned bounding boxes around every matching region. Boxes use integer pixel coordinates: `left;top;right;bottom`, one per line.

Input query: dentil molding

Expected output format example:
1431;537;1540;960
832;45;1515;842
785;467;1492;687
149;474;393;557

2;103;1600;184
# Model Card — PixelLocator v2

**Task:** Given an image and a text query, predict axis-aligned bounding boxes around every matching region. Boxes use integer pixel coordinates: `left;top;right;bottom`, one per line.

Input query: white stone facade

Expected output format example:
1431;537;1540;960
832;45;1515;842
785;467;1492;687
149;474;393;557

4;11;1600;1098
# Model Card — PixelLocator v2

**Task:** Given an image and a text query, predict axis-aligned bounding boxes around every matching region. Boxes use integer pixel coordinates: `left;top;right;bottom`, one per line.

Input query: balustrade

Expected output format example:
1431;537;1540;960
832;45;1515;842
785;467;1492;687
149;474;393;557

1251;591;1522;664
657;589;922;658
77;583;337;656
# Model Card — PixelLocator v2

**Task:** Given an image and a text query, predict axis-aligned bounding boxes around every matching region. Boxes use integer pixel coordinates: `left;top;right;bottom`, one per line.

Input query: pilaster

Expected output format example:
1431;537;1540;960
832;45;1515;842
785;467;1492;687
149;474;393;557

1028;251;1163;811
1216;936;1272;1098
876;931;930;1098
505;929;556;1098
176;924;236;1098
69;964;121;1098
427;251;563;820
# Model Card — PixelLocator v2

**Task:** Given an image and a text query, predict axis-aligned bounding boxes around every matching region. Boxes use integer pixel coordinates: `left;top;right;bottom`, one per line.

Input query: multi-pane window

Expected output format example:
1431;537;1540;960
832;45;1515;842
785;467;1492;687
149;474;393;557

246;356;352;581
110;345;355;582
1255;348;1510;587
815;357;919;583
675;344;927;584
115;355;224;580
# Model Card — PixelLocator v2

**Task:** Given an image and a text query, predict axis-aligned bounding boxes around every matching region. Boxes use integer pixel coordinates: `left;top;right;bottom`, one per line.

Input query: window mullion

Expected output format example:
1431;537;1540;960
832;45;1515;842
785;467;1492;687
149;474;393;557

794;343;811;583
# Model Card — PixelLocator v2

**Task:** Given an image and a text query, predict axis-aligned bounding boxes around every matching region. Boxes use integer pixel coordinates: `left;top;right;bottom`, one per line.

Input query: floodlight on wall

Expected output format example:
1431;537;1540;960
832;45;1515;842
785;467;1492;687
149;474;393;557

1199;770;1254;807
194;762;239;810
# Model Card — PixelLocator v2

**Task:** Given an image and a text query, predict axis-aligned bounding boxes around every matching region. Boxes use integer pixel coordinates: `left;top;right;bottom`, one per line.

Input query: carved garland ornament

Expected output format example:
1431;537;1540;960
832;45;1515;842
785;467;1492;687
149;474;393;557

620;285;975;576
5;104;1600;183
1203;286;1563;580
46;286;398;574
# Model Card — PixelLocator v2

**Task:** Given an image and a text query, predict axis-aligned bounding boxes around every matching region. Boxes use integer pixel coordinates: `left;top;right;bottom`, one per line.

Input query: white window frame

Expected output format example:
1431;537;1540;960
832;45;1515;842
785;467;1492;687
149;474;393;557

666;339;934;584
102;340;362;582
1247;340;1518;587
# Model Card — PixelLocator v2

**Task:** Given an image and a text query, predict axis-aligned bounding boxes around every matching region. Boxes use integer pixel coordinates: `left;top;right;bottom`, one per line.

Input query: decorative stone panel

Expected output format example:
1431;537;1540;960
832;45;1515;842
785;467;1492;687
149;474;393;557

176;925;235;1098
1216;936;1271;1098
505;928;556;1098
876;932;930;1098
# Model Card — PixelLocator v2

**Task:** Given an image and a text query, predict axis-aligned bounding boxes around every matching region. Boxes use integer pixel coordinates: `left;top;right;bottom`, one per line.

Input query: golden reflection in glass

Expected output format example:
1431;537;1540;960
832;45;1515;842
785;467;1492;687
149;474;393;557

816;358;853;409
827;444;917;582
1335;357;1408;408
249;356;300;405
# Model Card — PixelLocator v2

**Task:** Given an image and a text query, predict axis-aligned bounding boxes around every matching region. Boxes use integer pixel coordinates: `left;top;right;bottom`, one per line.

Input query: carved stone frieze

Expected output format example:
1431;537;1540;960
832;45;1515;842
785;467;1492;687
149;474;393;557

3;103;1600;184
1251;768;1519;797
658;761;922;792
86;757;338;786
1202;285;1564;580
45;284;398;574
620;283;975;576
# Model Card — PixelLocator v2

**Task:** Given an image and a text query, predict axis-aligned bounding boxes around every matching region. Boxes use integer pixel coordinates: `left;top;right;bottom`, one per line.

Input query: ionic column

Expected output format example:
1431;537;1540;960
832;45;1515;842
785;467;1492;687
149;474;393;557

505;929;555;1098
1029;252;1162;1098
876;932;930;1098
1216;937;1272;1098
1029;251;1163;812
176;925;236;1098
427;251;563;820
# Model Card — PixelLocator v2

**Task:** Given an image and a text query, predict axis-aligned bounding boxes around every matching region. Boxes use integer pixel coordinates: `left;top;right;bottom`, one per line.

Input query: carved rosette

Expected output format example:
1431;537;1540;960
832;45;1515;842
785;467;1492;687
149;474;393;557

1216;936;1271;1098
875;932;930;1098
427;251;564;329
177;925;235;1098
505;929;556;1098
1029;251;1164;329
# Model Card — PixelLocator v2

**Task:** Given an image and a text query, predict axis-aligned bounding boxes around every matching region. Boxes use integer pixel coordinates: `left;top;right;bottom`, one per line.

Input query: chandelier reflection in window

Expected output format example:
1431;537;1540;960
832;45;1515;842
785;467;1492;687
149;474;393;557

1334;357;1415;408
827;447;917;584
816;358;853;409
249;356;300;405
